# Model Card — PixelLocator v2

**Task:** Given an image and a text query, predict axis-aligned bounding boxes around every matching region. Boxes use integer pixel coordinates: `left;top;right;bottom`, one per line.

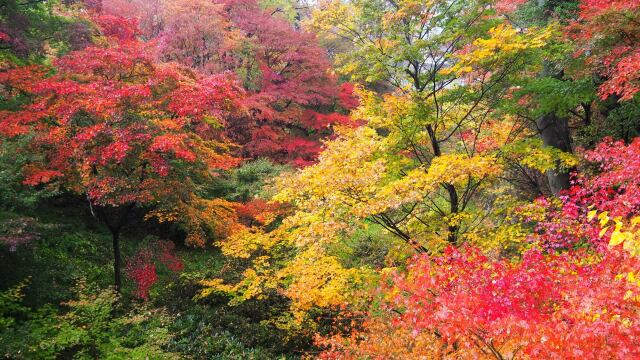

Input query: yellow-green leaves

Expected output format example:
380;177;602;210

503;138;578;173
443;23;556;77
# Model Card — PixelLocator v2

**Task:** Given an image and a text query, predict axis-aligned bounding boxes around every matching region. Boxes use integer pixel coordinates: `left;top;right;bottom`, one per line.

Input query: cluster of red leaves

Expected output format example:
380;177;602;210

530;138;640;250
0;21;244;207
318;246;640;359
124;248;157;300
579;0;640;19
234;198;286;226
124;240;183;300
98;0;356;165
214;0;356;164
494;0;528;14
578;138;640;217
568;0;640;100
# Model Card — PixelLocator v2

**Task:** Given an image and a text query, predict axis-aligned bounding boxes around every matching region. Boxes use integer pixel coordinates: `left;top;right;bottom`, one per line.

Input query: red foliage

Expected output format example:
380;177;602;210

319;247;640;359
124;240;183;300
98;0;352;164
579;0;640;19
569;0;640;100
124;248;157;300
0;31;10;43
0;25;243;207
521;137;640;251
91;13;140;41
157;240;184;272
338;83;360;110
570;137;640;217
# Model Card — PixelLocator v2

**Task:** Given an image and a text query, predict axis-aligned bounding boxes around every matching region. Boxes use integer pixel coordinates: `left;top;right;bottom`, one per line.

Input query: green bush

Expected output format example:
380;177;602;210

0;283;177;359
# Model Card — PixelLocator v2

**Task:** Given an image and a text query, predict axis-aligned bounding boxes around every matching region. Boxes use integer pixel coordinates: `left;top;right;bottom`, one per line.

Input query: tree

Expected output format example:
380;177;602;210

316;133;640;359
318;246;640;359
0;19;244;291
99;0;353;165
306;0;566;245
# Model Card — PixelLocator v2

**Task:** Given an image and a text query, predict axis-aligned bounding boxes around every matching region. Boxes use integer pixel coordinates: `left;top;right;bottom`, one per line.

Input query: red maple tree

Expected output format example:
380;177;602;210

98;0;356;165
0;19;244;291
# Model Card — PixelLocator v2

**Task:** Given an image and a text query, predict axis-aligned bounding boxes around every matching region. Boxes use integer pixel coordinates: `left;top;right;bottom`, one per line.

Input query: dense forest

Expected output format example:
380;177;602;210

1;0;640;358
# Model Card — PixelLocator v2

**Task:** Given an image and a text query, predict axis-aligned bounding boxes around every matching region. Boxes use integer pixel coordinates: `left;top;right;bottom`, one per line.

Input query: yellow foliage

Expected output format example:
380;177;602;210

443;23;555;76
279;246;371;313
601;214;640;257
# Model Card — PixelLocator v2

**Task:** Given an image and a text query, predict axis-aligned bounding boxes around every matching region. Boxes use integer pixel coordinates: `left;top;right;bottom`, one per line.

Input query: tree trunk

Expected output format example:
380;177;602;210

445;183;459;245
111;229;122;292
427;125;461;244
95;204;133;293
536;112;572;195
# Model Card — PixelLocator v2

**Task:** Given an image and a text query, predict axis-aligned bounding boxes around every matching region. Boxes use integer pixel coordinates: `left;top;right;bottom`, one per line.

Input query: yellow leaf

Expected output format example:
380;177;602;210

609;230;626;247
598;211;610;227
599;226;609;238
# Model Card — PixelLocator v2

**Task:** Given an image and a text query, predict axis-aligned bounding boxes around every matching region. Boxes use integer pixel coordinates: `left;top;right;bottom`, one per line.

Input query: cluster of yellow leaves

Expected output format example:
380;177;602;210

280;247;375;321
592;211;640;257
503;138;578;173
274;126;389;245
590;211;640;300
373;154;502;212
461;192;532;252
443;23;555;76
203;229;376;326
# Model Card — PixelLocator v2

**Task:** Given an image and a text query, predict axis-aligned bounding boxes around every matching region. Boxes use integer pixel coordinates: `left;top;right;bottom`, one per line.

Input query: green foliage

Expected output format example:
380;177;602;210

159;249;302;358
0;0;93;64
327;223;411;270
210;159;289;202
505;77;596;119
0;209;113;307
508;0;580;25
0;283;176;359
0;137;58;210
577;98;640;145
166;306;280;359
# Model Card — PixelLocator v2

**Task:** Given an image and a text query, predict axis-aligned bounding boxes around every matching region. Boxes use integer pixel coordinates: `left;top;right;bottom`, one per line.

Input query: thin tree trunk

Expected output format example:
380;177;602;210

95;204;133;293
445;183;459;245
428;124;461;244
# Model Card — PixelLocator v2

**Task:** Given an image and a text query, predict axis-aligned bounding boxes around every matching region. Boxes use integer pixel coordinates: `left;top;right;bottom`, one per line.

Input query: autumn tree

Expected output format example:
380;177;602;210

99;0;353;165
569;0;640;102
501;0;640;191
317;131;640;358
0;19;244;291
303;0;570;246
318;246;640;359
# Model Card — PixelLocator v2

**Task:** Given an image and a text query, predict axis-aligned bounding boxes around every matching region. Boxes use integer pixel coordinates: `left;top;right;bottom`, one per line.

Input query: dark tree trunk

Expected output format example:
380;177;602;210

95;203;134;293
427;124;461;245
445;183;459;245
536;112;572;195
